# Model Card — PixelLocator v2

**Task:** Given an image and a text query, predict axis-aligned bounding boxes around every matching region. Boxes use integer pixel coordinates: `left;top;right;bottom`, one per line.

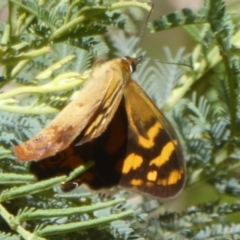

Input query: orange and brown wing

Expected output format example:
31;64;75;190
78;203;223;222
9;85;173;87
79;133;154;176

118;80;186;198
30;80;185;198
29;97;129;190
14;58;128;162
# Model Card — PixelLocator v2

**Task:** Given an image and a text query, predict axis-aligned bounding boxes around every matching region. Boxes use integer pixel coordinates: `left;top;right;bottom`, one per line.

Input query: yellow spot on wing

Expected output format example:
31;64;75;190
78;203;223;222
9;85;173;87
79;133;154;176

157;170;182;186
150;140;176;167
138;122;162;148
147;170;158;181
122;153;143;174
131;178;143;187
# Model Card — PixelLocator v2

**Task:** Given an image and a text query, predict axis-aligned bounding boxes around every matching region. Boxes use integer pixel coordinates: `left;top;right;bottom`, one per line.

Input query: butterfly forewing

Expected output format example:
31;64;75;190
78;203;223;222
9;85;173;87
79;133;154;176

119;80;185;198
13;59;130;162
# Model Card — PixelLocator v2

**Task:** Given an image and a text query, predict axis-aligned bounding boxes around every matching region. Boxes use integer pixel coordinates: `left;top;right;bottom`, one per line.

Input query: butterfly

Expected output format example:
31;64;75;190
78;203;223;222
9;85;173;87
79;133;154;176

14;56;186;199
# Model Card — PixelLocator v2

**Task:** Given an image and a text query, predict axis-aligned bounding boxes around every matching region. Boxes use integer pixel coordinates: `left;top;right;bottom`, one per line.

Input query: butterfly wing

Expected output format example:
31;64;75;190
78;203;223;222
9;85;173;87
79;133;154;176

118;80;186;198
14;59;128;162
29;98;129;190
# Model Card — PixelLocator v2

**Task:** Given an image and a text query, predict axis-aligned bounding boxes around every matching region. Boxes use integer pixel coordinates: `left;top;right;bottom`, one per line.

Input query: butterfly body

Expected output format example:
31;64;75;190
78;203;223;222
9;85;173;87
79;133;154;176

14;56;186;199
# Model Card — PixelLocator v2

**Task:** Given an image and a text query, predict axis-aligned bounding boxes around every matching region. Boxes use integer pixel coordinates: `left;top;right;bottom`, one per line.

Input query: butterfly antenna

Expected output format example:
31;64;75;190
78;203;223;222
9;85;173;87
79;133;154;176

142;59;193;69
135;3;154;50
134;3;192;69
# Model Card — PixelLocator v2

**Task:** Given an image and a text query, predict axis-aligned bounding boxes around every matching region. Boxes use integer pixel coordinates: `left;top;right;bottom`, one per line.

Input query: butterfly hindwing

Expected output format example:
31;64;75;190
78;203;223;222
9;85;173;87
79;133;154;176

30;98;129;190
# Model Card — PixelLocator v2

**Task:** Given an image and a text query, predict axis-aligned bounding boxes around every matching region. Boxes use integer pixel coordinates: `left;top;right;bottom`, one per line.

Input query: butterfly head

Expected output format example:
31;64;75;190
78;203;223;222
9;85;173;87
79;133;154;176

122;56;143;73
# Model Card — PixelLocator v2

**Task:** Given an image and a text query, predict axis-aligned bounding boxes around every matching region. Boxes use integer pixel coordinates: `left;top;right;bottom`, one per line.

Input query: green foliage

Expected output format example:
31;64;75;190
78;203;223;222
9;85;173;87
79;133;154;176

1;0;240;239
